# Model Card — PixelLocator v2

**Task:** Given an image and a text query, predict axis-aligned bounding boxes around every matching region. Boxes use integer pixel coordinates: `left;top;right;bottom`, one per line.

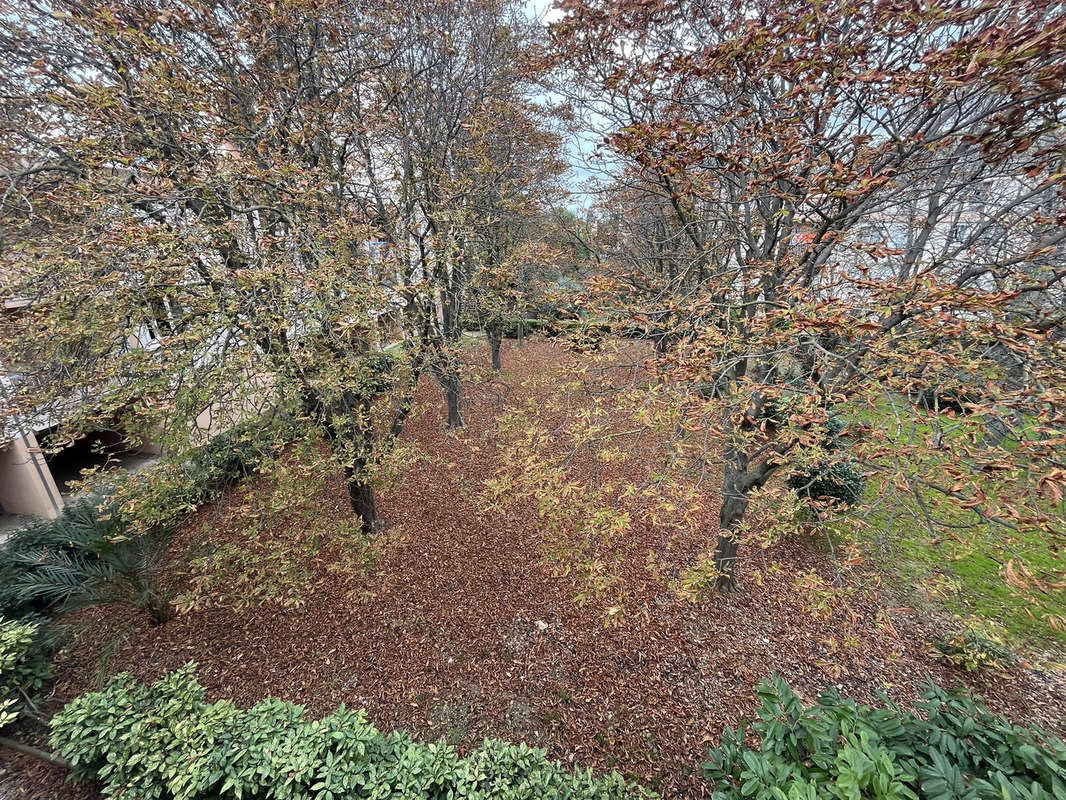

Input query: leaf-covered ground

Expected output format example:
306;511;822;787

5;339;1065;798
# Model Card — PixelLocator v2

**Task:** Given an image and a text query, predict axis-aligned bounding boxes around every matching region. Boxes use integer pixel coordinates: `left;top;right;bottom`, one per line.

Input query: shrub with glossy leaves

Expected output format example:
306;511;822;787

785;460;865;507
51;664;652;800
702;676;1066;800
0;616;52;728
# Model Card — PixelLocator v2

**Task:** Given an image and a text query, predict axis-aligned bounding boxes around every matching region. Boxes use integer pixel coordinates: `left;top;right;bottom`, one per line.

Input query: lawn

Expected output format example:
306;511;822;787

839;399;1066;647
9;340;1066;798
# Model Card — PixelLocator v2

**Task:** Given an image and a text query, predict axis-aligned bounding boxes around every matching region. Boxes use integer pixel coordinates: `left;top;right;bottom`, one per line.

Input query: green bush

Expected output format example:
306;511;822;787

177;416;291;507
102;415;290;537
934;626;1019;674
493;318;556;338
0;418;286;627
785;414;865;507
0;616;52;728
785;460;865;507
51;664;651;800
181;426;264;505
462;317;558;338
703;676;1066;800
0;498;123;620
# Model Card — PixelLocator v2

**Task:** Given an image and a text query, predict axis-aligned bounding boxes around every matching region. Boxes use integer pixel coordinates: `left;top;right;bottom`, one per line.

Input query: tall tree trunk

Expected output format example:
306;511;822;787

516;319;524;347
432;362;464;429
444;373;463;428
311;387;380;533
489;331;502;371
712;430;779;592
713;463;750;592
347;419;377;533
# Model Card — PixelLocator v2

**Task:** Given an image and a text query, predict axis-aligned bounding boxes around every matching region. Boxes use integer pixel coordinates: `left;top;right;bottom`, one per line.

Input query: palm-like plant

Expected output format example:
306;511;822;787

9;500;174;626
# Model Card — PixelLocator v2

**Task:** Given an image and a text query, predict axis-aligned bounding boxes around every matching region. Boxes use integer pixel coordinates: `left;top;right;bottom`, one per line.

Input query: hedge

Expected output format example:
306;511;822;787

50;664;652;800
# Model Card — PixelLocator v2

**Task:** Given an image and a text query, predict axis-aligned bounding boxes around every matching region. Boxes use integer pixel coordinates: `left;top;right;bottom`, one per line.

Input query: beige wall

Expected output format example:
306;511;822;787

191;373;275;444
0;432;63;518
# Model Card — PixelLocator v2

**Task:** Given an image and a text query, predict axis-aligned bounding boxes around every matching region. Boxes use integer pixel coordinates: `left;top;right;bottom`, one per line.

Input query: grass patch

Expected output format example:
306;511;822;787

859;493;1066;645
836;398;1066;648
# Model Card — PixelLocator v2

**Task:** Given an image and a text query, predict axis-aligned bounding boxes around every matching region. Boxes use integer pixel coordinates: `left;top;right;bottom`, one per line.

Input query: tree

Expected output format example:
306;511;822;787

356;0;563;426
551;0;1066;590
465;108;569;371
0;0;562;527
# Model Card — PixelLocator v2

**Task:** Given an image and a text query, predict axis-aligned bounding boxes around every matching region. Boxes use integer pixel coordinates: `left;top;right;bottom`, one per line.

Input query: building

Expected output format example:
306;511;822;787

0;295;161;522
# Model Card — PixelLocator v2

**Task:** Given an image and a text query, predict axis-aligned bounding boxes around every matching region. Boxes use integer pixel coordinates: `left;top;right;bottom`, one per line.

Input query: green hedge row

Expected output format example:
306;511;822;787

50;665;652;800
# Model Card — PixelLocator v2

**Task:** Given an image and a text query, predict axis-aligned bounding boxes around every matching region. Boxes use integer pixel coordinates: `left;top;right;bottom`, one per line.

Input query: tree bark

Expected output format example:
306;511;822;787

344;460;376;535
712;444;780;592
713;468;750;592
310;386;380;532
444;375;463;428
145;593;175;626
516;319;524;346
432;363;464;429
489;332;502;371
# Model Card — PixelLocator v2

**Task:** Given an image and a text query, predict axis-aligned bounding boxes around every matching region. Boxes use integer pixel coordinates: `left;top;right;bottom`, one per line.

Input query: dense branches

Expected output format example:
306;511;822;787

0;0;564;528
552;0;1066;592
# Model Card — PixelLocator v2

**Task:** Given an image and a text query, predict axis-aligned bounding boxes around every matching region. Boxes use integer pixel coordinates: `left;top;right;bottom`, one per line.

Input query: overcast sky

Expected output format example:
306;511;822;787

523;0;603;205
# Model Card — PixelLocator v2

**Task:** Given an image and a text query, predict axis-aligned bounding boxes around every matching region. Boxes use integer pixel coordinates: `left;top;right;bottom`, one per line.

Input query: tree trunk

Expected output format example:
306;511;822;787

713;464;752;592
516;319;525;346
312;386;380;532
489;332;502;371
432;363;464;429
145;592;175;626
344;461;376;534
444;375;463;428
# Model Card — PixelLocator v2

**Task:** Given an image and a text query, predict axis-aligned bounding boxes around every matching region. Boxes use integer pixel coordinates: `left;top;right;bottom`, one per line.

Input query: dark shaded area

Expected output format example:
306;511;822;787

36;429;155;495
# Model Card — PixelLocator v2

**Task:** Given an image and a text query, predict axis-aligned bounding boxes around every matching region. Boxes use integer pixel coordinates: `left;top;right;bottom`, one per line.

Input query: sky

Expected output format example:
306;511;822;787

524;0;564;26
523;0;604;205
